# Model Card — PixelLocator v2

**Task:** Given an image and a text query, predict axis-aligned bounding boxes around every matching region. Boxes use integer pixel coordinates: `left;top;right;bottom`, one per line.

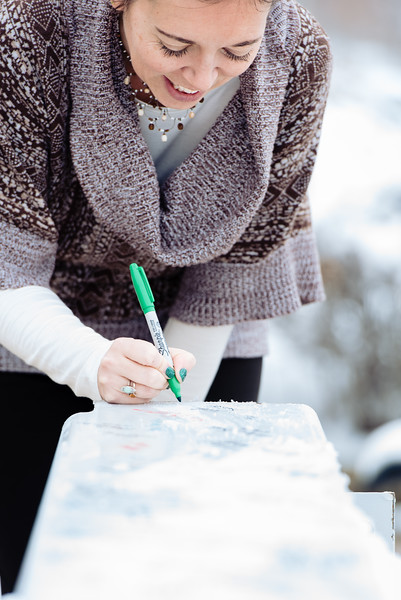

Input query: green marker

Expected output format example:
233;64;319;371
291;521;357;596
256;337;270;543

130;263;182;402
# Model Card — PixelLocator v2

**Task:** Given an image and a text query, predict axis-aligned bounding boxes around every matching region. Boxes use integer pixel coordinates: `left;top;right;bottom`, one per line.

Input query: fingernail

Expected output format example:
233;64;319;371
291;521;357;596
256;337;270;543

179;368;187;382
165;367;175;379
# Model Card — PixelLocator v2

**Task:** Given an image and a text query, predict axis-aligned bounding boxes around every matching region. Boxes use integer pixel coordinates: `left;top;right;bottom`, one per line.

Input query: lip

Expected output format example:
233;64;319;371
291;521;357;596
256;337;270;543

164;76;204;104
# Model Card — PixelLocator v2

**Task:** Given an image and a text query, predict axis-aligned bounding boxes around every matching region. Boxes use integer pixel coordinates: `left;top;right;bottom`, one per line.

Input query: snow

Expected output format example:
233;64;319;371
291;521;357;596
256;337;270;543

310;40;401;267
259;37;401;475
12;402;401;600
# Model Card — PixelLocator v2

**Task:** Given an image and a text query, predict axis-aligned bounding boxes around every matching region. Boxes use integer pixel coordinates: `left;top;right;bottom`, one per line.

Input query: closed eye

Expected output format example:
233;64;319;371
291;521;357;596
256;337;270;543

158;42;190;58
223;49;252;62
158;41;253;62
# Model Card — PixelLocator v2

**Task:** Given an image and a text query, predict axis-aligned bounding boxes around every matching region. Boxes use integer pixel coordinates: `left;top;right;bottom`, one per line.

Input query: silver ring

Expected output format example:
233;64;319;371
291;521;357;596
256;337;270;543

121;381;136;397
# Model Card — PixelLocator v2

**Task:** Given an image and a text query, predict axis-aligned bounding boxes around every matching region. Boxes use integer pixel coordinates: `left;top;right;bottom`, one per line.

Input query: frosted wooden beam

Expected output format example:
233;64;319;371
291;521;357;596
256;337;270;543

14;402;400;599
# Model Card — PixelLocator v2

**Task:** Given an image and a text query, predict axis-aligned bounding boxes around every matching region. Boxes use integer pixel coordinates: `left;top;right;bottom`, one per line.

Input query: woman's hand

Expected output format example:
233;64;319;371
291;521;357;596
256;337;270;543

97;337;196;404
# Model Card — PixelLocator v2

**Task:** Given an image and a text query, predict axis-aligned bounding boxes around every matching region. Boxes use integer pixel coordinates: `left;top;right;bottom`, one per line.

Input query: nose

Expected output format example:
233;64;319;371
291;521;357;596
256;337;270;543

180;55;219;92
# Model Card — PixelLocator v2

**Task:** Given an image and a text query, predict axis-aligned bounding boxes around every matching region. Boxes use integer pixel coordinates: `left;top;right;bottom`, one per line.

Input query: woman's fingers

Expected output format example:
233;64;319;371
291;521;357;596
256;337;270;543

104;338;168;373
118;354;169;390
169;347;197;383
97;338;196;404
98;338;170;404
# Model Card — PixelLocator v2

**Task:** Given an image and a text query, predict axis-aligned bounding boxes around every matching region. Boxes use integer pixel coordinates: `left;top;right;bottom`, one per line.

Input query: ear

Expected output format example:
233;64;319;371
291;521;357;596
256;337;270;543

110;0;125;11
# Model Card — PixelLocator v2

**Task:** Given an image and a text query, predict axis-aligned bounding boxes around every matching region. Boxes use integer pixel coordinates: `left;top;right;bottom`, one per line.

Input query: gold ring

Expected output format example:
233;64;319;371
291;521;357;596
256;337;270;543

129;380;136;398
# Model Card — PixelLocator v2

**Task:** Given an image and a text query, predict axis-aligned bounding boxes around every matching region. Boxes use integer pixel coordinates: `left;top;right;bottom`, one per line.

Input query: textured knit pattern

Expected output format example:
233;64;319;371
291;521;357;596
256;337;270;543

0;0;331;372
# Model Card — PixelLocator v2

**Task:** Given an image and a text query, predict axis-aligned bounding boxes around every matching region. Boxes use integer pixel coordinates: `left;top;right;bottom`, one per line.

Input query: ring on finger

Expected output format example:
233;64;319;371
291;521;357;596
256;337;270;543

120;381;136;398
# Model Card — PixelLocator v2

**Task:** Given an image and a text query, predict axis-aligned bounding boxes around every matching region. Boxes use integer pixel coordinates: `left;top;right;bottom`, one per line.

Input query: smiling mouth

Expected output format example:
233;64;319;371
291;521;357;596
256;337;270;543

172;82;200;94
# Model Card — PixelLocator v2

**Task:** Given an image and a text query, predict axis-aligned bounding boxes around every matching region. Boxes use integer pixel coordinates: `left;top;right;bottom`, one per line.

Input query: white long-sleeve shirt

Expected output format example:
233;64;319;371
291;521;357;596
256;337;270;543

0;286;233;403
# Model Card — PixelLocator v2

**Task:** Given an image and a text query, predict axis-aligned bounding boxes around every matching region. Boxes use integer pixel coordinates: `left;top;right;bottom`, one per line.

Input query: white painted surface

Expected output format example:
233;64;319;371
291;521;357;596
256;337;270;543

11;402;401;599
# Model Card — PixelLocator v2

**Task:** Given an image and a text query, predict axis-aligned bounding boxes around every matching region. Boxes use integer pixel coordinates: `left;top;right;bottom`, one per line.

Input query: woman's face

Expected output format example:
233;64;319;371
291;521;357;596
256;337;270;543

119;0;271;108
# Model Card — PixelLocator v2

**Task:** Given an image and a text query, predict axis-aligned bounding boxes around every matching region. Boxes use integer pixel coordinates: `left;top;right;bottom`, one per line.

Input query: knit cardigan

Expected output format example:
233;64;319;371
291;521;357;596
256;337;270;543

0;0;331;372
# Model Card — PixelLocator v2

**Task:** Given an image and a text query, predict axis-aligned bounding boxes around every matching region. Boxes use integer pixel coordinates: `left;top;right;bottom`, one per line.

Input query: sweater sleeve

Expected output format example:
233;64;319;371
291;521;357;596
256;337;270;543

170;7;332;326
0;0;69;289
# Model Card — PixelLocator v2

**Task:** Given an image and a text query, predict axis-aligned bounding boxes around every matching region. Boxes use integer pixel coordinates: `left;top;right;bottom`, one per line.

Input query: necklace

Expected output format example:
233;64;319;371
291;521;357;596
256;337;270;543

117;35;203;142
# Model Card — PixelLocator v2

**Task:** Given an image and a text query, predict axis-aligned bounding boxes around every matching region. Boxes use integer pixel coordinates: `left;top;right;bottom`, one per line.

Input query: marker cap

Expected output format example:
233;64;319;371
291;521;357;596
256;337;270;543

130;263;154;314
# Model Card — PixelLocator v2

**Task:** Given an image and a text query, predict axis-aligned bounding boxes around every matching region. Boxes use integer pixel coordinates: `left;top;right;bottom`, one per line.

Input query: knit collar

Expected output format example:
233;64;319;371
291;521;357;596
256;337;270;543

69;0;300;268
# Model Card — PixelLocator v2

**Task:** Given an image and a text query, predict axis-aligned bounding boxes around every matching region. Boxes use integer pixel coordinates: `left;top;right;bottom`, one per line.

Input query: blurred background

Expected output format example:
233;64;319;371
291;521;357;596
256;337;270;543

259;0;401;544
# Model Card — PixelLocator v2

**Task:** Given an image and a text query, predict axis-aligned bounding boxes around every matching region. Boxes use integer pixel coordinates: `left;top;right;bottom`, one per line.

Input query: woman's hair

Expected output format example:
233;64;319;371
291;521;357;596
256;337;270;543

113;0;272;9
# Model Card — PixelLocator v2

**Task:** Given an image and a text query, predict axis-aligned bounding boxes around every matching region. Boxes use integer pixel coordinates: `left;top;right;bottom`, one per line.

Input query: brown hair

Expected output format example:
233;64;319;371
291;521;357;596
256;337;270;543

113;0;272;10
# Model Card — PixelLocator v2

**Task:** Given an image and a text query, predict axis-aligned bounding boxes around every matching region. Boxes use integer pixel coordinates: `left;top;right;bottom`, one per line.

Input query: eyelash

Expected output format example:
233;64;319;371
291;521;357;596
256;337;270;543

159;43;189;58
223;49;252;62
158;43;251;63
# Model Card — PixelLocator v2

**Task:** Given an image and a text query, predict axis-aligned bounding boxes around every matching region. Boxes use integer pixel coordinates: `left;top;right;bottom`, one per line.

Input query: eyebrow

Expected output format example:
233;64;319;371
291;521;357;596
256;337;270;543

155;27;261;47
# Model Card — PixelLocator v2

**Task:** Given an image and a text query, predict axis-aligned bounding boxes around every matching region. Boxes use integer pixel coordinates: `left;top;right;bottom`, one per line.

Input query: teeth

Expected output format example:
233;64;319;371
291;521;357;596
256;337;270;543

173;83;199;94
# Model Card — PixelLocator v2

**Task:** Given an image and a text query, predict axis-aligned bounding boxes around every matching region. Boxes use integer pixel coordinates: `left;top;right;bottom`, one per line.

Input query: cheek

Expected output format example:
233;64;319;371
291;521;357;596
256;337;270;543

141;52;177;76
233;63;250;76
218;49;260;78
128;35;165;74
222;61;252;79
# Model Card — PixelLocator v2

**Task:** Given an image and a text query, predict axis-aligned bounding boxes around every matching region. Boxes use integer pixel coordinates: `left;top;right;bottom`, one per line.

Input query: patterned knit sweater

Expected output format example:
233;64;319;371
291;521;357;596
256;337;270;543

0;0;331;372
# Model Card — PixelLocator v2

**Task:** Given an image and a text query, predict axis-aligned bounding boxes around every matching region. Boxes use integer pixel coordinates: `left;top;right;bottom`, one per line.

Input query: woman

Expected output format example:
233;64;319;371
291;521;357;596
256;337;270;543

0;0;331;591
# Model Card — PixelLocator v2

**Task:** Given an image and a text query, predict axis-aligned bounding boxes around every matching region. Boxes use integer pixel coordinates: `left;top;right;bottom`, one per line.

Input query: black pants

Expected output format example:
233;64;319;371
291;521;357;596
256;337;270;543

205;357;263;403
0;374;93;594
0;357;262;593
